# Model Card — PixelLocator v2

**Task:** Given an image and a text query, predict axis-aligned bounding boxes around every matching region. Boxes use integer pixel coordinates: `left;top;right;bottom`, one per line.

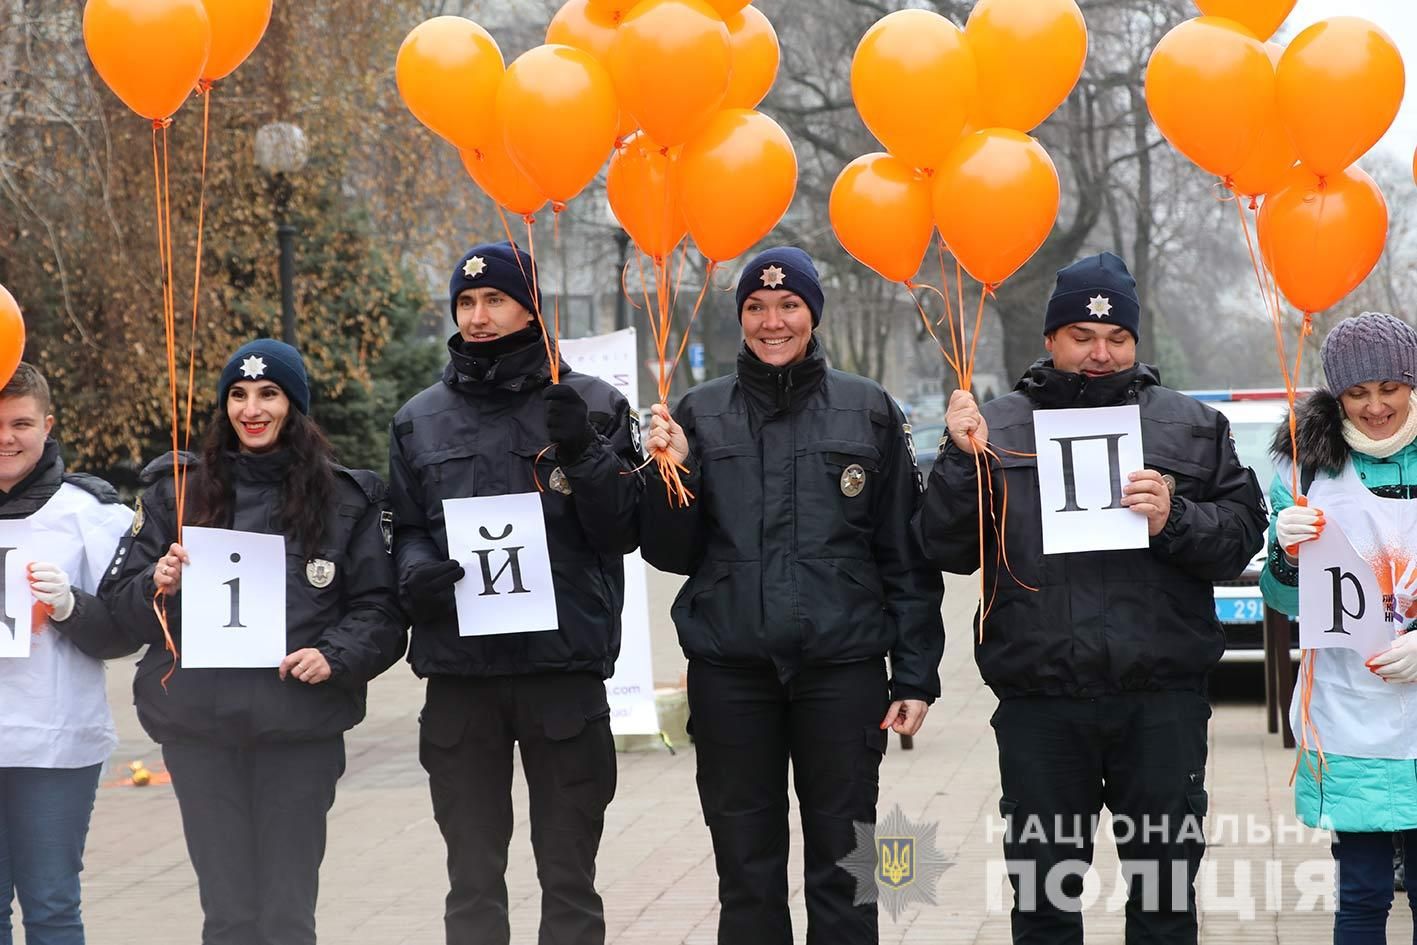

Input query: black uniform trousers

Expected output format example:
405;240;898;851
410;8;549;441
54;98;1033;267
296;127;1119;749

992;691;1211;945
687;658;891;945
418;672;617;945
162;736;346;945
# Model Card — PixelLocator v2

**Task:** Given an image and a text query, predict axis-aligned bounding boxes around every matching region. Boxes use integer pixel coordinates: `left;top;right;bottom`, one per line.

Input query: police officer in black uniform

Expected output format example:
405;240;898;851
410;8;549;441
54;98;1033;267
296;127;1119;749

642;246;945;945
388;241;641;945
101;338;407;945
917;253;1267;945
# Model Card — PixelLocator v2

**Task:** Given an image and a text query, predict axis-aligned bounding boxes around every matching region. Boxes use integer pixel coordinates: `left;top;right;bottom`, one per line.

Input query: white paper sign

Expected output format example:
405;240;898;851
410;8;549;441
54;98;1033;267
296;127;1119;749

1034;405;1149;555
180;526;287;669
0;522;34;658
561;329;660;735
444;493;559;636
1299;520;1399;659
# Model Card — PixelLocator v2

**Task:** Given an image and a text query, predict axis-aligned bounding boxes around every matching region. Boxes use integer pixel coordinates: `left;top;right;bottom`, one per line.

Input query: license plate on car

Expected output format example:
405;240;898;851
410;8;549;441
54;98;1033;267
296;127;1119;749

1215;596;1265;624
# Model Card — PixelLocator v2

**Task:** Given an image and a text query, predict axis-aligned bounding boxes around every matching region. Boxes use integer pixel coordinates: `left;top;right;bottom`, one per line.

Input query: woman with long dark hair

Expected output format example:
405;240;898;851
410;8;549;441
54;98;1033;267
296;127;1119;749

101;339;406;945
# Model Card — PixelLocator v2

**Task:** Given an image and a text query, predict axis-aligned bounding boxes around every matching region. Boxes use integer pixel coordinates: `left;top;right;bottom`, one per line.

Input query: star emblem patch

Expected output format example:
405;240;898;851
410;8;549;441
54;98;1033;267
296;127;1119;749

463;256;487;279
240;355;267;379
1087;294;1112;318
760;265;786;288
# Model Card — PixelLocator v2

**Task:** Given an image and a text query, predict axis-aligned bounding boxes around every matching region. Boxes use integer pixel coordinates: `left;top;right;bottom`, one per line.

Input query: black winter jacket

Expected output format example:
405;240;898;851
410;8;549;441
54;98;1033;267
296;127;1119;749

101;450;408;745
389;336;642;680
917;360;1267;698
641;343;945;702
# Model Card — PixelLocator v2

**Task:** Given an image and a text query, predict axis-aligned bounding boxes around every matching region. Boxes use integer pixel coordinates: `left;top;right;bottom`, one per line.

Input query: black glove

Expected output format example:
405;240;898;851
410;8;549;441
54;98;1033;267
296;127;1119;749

404;559;465;623
544;383;596;464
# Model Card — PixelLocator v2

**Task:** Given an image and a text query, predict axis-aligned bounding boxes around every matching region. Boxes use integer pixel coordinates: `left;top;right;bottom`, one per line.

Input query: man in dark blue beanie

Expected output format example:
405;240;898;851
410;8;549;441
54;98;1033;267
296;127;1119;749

389;240;644;945
918;251;1267;945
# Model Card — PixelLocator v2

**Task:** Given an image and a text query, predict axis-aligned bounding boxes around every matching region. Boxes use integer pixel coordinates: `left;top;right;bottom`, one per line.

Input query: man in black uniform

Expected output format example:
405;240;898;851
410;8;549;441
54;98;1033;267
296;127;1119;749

389;241;641;945
917;253;1267;945
642;246;945;944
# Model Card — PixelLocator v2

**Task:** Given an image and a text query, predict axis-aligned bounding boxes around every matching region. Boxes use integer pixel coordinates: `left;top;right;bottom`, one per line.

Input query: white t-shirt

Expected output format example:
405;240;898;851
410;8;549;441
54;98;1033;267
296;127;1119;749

0;483;133;768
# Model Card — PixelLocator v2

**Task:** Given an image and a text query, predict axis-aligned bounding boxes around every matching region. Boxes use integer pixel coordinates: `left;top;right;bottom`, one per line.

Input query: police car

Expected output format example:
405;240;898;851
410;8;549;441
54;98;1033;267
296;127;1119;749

1186;389;1305;663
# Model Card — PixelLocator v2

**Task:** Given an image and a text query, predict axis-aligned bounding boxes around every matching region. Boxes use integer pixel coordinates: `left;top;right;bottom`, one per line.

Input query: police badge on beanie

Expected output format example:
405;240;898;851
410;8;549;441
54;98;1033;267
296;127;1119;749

218;339;311;414
1044;252;1141;341
735;246;825;327
448;241;542;323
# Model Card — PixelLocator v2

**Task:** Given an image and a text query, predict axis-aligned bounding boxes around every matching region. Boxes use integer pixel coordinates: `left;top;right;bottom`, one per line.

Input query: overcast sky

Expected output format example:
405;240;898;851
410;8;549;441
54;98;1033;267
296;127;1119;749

1287;1;1417;159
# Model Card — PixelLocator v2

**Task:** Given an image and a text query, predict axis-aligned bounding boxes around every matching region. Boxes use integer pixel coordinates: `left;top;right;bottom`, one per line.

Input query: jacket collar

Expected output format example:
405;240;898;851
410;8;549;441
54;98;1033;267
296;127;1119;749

443;329;563;396
736;338;827;422
1271;388;1348;474
0;439;64;519
1016;359;1159;409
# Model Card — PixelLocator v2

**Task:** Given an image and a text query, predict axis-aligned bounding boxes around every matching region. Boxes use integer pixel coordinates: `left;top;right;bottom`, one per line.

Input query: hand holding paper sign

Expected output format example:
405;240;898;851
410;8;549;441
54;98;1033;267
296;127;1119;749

1120;470;1171;536
27;562;73;622
1276;504;1325;559
1368;633;1417;683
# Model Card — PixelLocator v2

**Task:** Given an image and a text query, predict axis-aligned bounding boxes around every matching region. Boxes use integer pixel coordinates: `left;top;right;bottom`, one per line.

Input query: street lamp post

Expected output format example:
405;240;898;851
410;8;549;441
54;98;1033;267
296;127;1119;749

613;229;631;332
254;122;308;346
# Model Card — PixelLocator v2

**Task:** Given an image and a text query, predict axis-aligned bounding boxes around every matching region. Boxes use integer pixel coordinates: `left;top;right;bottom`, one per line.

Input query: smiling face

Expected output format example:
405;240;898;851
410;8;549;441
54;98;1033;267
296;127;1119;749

1339;380;1413;441
741;289;813;367
455;287;535;343
0;395;52;493
227;380;291;452
1045;322;1138;377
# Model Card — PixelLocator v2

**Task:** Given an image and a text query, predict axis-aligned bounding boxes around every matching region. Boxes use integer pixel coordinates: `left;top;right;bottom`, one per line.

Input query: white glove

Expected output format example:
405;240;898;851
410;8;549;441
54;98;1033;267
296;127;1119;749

1276;505;1324;554
1369;631;1417;684
28;562;74;622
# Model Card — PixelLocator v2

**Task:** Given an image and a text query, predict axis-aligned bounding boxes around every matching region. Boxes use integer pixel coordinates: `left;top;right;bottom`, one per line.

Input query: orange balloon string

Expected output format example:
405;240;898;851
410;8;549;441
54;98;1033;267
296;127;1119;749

904;281;961;379
492;205;557;384
179;82;213;532
149;122;180;688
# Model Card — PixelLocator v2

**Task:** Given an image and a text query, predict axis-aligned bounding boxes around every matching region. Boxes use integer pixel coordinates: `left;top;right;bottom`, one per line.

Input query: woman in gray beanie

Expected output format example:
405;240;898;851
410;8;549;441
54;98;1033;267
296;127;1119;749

1260;311;1417;942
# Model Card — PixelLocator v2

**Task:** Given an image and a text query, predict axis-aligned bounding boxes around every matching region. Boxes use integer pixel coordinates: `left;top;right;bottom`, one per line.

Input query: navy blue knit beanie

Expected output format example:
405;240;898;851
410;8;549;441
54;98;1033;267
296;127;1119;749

735;246;825;327
1044;252;1141;341
449;241;541;322
218;339;310;414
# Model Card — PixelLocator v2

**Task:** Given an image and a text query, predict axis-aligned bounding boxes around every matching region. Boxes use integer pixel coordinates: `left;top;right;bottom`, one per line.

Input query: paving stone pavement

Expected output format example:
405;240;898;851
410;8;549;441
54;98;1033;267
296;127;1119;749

15;573;1409;943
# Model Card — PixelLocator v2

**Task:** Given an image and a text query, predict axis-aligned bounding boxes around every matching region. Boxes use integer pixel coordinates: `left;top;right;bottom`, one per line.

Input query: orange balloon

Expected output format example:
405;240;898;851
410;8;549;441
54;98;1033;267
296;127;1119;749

933;130;1060;287
610;0;732;147
608;134;687;260
964;0;1086;132
704;0;748;16
396;17;504;153
1277;17;1405;179
460;136;547;218
547;0;637;139
1144;16;1274;179
676;108;797;262
1258;165;1388;313
1194;0;1295;41
723;6;779;110
83;0;211;121
587;0;636;20
851;9;977;172
199;0;271;81
0;286;24;392
496;45;620;205
1229;43;1297;198
830;153;934;284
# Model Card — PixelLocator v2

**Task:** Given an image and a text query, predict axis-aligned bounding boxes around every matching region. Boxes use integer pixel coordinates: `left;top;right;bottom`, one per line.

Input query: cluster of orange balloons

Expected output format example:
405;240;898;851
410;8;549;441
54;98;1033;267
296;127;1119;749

397;0;796;263
831;0;1086;288
1145;6;1402;314
83;0;272;120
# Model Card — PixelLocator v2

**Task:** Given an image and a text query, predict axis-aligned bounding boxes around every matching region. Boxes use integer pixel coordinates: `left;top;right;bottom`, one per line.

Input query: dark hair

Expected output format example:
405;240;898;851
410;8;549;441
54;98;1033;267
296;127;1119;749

189;404;338;559
0;362;51;414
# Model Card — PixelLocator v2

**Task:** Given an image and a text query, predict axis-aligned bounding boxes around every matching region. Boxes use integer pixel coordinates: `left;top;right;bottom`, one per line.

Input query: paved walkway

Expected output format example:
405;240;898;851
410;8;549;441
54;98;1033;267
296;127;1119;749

14;574;1406;943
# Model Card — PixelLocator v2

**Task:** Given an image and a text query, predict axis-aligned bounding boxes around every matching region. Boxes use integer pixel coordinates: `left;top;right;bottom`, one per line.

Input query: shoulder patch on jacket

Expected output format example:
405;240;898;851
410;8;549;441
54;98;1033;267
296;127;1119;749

139;450;197;485
62;472;121;504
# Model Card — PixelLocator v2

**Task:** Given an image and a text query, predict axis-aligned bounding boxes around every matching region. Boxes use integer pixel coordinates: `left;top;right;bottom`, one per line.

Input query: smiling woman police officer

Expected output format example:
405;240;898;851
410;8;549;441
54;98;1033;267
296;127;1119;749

101;338;406;945
642;246;945;945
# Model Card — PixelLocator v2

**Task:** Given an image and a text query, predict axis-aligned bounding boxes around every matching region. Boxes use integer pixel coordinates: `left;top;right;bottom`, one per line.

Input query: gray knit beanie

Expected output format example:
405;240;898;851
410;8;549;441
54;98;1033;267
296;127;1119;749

1321;312;1417;395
